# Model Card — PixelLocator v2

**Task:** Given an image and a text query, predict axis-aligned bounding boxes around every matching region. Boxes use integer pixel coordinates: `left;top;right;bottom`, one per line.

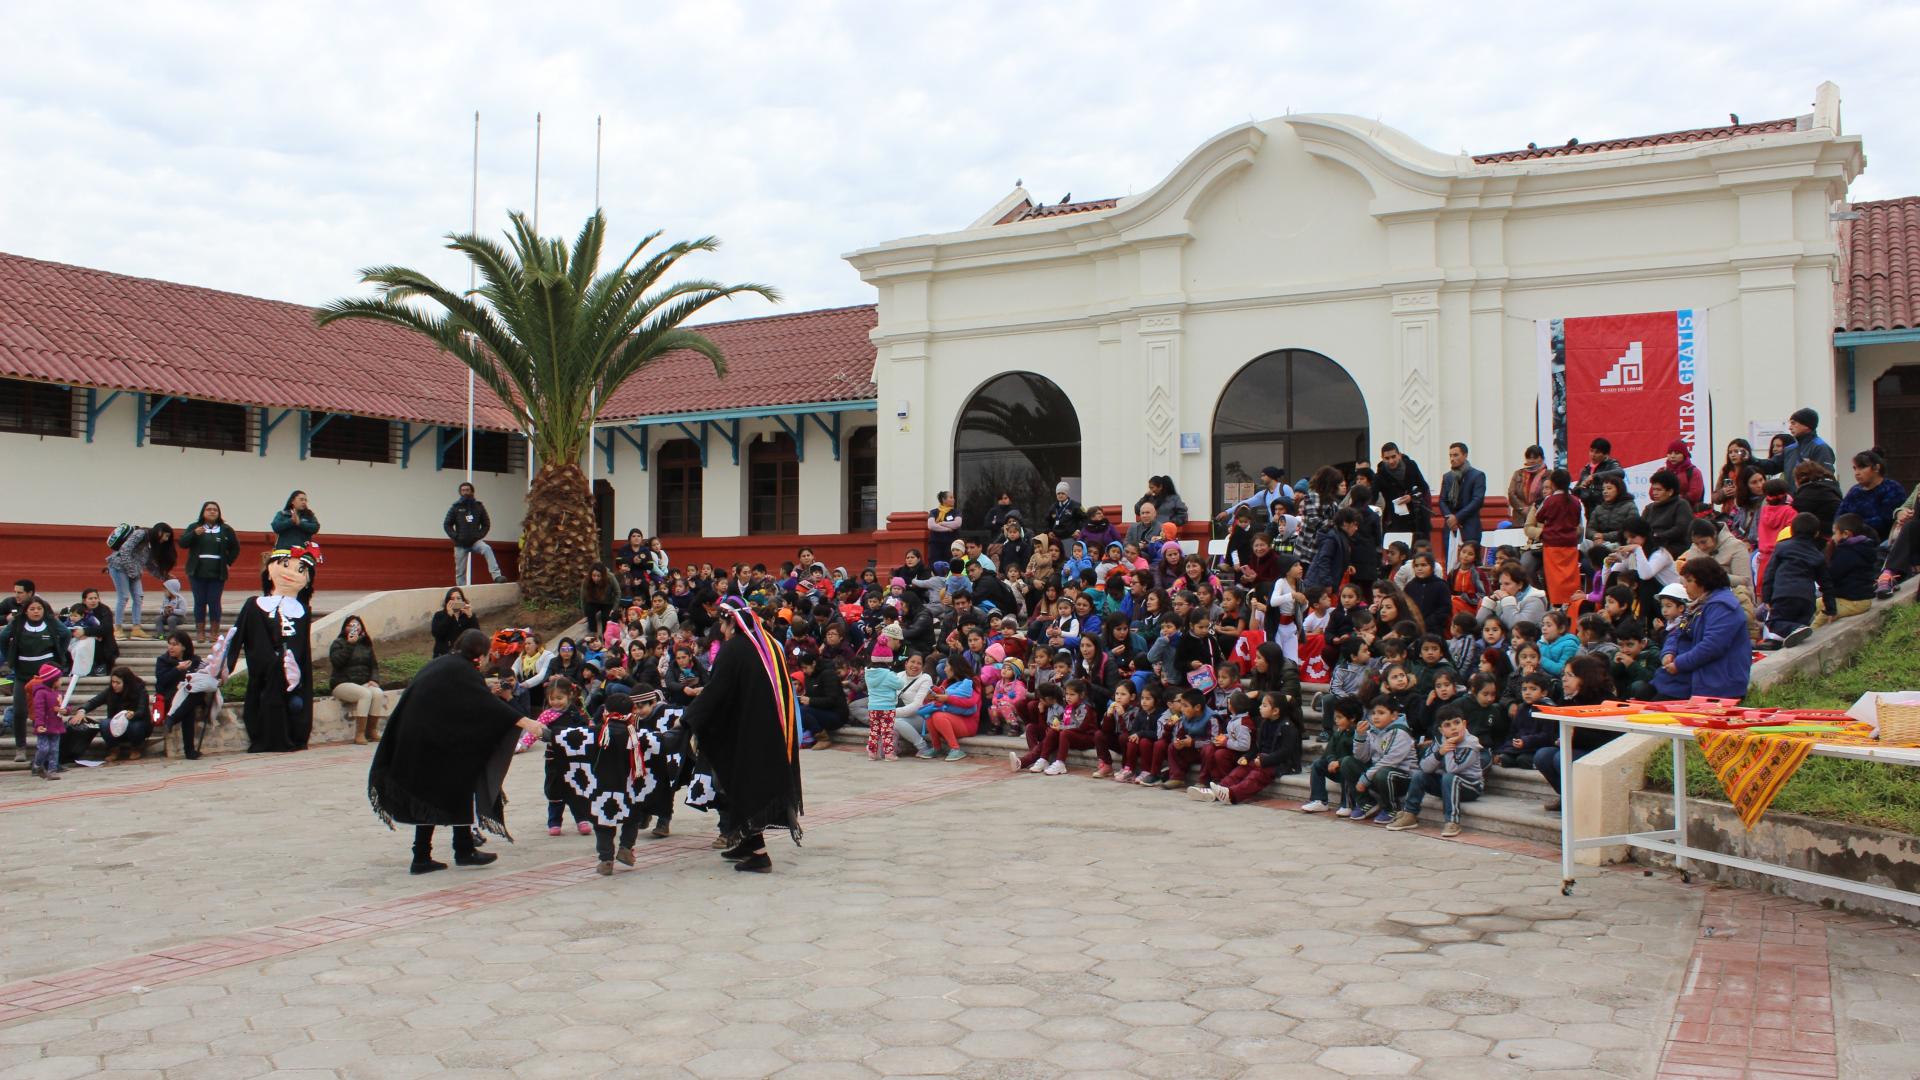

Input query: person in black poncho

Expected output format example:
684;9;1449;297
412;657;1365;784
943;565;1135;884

682;596;803;873
369;628;552;874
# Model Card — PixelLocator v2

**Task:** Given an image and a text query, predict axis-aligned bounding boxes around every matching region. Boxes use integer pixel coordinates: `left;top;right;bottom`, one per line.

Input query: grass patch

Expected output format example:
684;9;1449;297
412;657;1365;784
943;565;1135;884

1647;746;1920;834
1746;602;1920;710
1644;600;1920;833
376;652;432;688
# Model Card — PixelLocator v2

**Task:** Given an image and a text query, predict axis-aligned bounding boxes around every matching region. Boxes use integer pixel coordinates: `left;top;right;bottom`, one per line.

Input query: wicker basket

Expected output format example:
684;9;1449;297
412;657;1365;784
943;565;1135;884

1879;702;1920;746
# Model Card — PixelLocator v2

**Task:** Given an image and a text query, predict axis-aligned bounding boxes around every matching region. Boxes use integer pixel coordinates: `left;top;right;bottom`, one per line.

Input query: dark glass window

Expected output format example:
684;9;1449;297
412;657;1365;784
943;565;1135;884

847;425;878;532
748;432;800;534
657;438;703;536
0;378;74;437
150;398;249;453
309;415;393;464
953;372;1082;533
1212;350;1368;511
440;429;516;473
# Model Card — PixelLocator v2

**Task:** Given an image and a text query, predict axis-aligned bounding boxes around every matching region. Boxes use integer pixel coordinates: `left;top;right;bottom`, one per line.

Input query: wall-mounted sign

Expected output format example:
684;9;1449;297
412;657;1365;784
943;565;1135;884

1179;432;1202;454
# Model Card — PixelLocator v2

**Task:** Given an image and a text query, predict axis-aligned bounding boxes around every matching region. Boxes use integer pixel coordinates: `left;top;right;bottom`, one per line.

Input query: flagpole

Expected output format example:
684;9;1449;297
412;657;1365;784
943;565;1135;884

587;115;602;493
466;109;478;487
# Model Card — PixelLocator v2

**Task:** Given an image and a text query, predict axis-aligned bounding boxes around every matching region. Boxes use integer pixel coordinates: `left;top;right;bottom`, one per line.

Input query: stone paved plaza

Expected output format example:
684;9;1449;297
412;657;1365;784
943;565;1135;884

1;744;1917;1079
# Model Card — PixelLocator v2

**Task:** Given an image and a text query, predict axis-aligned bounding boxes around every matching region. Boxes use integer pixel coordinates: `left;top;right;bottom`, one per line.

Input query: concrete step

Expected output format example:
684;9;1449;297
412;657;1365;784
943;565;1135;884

830;725;1566;846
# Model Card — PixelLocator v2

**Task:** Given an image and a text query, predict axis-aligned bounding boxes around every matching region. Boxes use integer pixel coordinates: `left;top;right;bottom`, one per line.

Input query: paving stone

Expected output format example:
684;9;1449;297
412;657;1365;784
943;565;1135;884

3;748;1916;1080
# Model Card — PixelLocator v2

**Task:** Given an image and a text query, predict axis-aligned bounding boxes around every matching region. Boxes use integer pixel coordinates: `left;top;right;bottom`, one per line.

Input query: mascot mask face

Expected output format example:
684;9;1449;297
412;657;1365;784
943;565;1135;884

268;546;318;597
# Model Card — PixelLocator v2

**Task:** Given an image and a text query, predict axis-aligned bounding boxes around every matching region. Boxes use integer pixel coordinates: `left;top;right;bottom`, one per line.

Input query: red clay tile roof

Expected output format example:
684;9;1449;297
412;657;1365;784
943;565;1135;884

1838;196;1920;332
0;250;878;431
1472;116;1803;164
993;197;1120;225
599;304;877;421
0;250;520;429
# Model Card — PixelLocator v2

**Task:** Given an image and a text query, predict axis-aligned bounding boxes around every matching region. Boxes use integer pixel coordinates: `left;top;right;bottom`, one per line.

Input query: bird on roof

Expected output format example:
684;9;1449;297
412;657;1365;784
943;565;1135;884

1729;113;1740;125
1059;193;1070;204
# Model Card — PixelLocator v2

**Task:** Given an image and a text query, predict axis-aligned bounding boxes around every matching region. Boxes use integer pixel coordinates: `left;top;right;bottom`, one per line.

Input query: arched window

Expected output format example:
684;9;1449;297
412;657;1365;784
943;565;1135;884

656;438;703;536
1212;349;1368;510
846;426;878;532
748;431;799;534
953;372;1082;532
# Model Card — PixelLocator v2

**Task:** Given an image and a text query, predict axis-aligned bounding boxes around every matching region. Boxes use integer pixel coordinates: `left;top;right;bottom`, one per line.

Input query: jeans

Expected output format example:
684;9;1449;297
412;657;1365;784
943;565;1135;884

1402;770;1482;822
1533;744;1594;794
33;732;60;774
108;566;144;626
190;578;225;626
799;705;840;739
1308;755;1339;805
548;798;587;829
455;541;503;586
893;714;931;755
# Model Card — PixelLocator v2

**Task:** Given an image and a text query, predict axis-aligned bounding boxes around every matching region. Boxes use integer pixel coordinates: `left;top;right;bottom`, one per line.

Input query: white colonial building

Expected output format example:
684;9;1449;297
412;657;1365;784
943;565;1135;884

847;83;1866;533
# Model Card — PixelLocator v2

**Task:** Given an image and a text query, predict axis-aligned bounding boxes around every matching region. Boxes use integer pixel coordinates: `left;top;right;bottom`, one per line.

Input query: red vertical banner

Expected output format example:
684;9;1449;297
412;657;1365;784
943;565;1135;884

1541;309;1701;498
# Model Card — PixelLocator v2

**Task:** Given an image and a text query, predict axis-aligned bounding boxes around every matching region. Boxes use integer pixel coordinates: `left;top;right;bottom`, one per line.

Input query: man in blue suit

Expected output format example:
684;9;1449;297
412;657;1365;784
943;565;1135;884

1439;442;1487;546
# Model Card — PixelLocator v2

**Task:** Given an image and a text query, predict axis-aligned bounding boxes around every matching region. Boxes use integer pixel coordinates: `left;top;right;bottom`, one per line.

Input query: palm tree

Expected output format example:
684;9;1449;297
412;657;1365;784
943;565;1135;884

316;210;776;603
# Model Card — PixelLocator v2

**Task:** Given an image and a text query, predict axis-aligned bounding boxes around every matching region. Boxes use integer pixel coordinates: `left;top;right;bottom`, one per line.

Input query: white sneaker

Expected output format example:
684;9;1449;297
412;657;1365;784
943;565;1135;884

1008;752;1022;773
1043;760;1067;776
1299;800;1330;814
1210;783;1231;803
1185;785;1215;802
1028;758;1049;774
1334;807;1352;818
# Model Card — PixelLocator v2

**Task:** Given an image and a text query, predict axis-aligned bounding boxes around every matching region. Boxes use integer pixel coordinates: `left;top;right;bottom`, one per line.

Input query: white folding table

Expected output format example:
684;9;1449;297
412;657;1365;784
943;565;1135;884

1556;713;1920;908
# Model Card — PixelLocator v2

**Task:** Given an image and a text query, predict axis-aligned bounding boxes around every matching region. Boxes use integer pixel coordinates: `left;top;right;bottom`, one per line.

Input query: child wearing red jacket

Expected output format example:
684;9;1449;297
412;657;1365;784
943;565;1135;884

1012;679;1109;776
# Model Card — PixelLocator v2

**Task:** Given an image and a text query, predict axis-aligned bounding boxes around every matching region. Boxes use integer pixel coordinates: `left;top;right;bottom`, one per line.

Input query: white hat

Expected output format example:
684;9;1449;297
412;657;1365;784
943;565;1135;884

1055;482;1070;494
1657;582;1690;604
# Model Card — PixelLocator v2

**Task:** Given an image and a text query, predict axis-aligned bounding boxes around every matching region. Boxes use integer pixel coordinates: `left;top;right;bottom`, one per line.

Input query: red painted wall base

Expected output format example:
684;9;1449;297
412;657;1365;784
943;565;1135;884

5;499;1523;596
0;523;519;594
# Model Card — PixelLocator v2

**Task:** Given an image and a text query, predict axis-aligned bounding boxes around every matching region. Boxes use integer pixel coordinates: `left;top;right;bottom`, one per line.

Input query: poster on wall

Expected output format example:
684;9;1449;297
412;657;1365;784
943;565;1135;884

1536;309;1707;501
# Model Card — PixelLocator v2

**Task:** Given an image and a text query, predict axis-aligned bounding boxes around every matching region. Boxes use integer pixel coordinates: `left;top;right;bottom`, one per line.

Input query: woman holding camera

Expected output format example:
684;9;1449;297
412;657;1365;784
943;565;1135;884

432;588;479;658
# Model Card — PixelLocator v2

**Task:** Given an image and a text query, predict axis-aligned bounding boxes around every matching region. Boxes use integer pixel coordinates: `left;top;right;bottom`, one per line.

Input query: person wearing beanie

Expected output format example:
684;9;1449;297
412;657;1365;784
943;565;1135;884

27;663;66;779
1047;482;1086;541
1216;465;1289;530
863;647;906;761
1662;439;1707;508
1754;408;1836;494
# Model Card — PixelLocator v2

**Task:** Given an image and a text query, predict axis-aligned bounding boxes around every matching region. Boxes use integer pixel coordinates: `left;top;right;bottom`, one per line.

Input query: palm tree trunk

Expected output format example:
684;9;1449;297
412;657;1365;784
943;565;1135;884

520;462;598;605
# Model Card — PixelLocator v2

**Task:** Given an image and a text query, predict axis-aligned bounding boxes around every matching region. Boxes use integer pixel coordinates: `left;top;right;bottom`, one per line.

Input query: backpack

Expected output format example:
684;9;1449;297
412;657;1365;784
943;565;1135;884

107;523;134;551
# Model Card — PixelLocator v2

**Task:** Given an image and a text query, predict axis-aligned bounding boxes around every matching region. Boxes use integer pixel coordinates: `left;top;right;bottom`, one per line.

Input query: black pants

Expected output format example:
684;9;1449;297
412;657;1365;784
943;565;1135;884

10;680;28;750
1885;525;1915;578
413;825;475;860
170;694;209;757
594;818;643;861
583;602;613;637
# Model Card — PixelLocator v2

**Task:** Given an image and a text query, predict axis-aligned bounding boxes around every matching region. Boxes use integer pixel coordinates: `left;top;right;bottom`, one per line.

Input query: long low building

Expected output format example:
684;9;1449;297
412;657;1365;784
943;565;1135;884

3;82;1917;591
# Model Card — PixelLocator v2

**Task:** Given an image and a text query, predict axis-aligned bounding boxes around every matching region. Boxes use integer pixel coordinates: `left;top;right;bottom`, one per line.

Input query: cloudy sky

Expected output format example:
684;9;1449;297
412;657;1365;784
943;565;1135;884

5;2;1916;320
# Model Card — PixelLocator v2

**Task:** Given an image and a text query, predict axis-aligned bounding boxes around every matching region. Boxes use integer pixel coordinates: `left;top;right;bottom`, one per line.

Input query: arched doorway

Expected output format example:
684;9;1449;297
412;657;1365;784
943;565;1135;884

953;372;1082;536
1212;349;1368;511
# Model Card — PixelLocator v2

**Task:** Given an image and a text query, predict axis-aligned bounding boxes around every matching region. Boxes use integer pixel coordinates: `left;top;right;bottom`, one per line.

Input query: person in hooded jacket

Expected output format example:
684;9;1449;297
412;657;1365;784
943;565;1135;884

1302;509;1357;594
1662;440;1708;508
1760;513;1834;647
1789;462;1844;539
1818;513;1879;628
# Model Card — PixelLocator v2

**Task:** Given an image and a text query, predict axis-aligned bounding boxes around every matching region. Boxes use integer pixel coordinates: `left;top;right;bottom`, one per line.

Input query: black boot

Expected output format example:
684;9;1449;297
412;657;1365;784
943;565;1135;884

451;826;497;866
721;832;761;861
734;851;772;873
410;825;446;874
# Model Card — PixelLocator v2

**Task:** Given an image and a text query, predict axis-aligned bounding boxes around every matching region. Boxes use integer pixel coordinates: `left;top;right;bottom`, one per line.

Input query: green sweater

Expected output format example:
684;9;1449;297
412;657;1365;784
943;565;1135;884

1318;726;1356;762
181;523;240;582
